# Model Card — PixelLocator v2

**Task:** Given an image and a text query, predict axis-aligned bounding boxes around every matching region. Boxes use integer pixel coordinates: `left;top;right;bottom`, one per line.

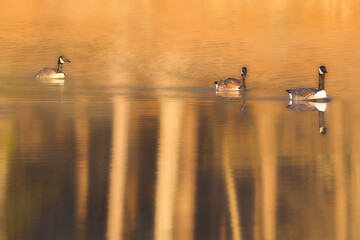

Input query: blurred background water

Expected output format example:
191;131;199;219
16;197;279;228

0;0;360;239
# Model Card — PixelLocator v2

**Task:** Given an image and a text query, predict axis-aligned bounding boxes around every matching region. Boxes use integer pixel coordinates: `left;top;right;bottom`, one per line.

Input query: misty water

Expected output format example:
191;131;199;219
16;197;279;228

1;0;360;239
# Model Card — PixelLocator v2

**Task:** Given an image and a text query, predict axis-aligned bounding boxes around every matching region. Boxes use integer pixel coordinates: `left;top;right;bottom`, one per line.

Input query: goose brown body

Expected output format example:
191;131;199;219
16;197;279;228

215;67;247;92
286;88;319;101
215;78;242;91
37;68;65;79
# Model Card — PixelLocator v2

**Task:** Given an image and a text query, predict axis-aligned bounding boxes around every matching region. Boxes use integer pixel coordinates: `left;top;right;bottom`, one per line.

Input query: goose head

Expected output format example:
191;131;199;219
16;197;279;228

318;66;327;75
58;56;71;64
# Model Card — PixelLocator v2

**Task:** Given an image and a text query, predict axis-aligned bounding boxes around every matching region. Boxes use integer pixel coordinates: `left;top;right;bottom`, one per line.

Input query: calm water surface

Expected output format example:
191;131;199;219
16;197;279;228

1;0;360;239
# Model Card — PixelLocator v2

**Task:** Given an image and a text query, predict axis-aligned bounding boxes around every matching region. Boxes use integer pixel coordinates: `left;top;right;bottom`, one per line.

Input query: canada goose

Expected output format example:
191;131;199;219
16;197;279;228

286;66;328;100
37;56;71;79
214;67;247;91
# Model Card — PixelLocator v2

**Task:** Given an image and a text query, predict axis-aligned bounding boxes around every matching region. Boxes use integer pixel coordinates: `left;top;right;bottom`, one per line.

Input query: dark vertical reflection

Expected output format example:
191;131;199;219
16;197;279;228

75;103;89;240
86;103;112;240
6;102;77;240
0;111;11;240
132;100;159;239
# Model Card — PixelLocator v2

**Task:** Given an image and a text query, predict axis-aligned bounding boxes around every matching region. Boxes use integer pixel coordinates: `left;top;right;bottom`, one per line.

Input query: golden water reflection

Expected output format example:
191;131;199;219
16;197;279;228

0;93;359;239
88;96;356;240
0;75;354;240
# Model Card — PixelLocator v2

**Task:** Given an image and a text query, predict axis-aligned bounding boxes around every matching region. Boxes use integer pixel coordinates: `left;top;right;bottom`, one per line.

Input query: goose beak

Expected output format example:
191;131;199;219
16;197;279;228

65;59;71;63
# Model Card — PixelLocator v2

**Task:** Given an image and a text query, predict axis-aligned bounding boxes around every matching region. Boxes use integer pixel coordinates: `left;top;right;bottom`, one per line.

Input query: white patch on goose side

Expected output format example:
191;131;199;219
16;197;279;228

314;102;327;112
288;93;293;99
53;73;66;79
215;83;219;92
313;90;327;99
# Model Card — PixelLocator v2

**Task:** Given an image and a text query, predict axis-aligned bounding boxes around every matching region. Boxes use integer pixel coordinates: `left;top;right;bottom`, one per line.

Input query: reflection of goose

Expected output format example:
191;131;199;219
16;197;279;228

37;78;65;86
216;90;248;114
287;100;328;134
214;67;247;91
287;100;327;112
286;66;328;100
318;111;327;134
37;56;71;79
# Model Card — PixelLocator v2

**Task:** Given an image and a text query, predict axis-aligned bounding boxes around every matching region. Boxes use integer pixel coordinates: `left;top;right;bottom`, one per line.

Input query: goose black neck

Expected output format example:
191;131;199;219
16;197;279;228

57;62;63;73
318;74;325;91
56;61;63;73
240;74;246;89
